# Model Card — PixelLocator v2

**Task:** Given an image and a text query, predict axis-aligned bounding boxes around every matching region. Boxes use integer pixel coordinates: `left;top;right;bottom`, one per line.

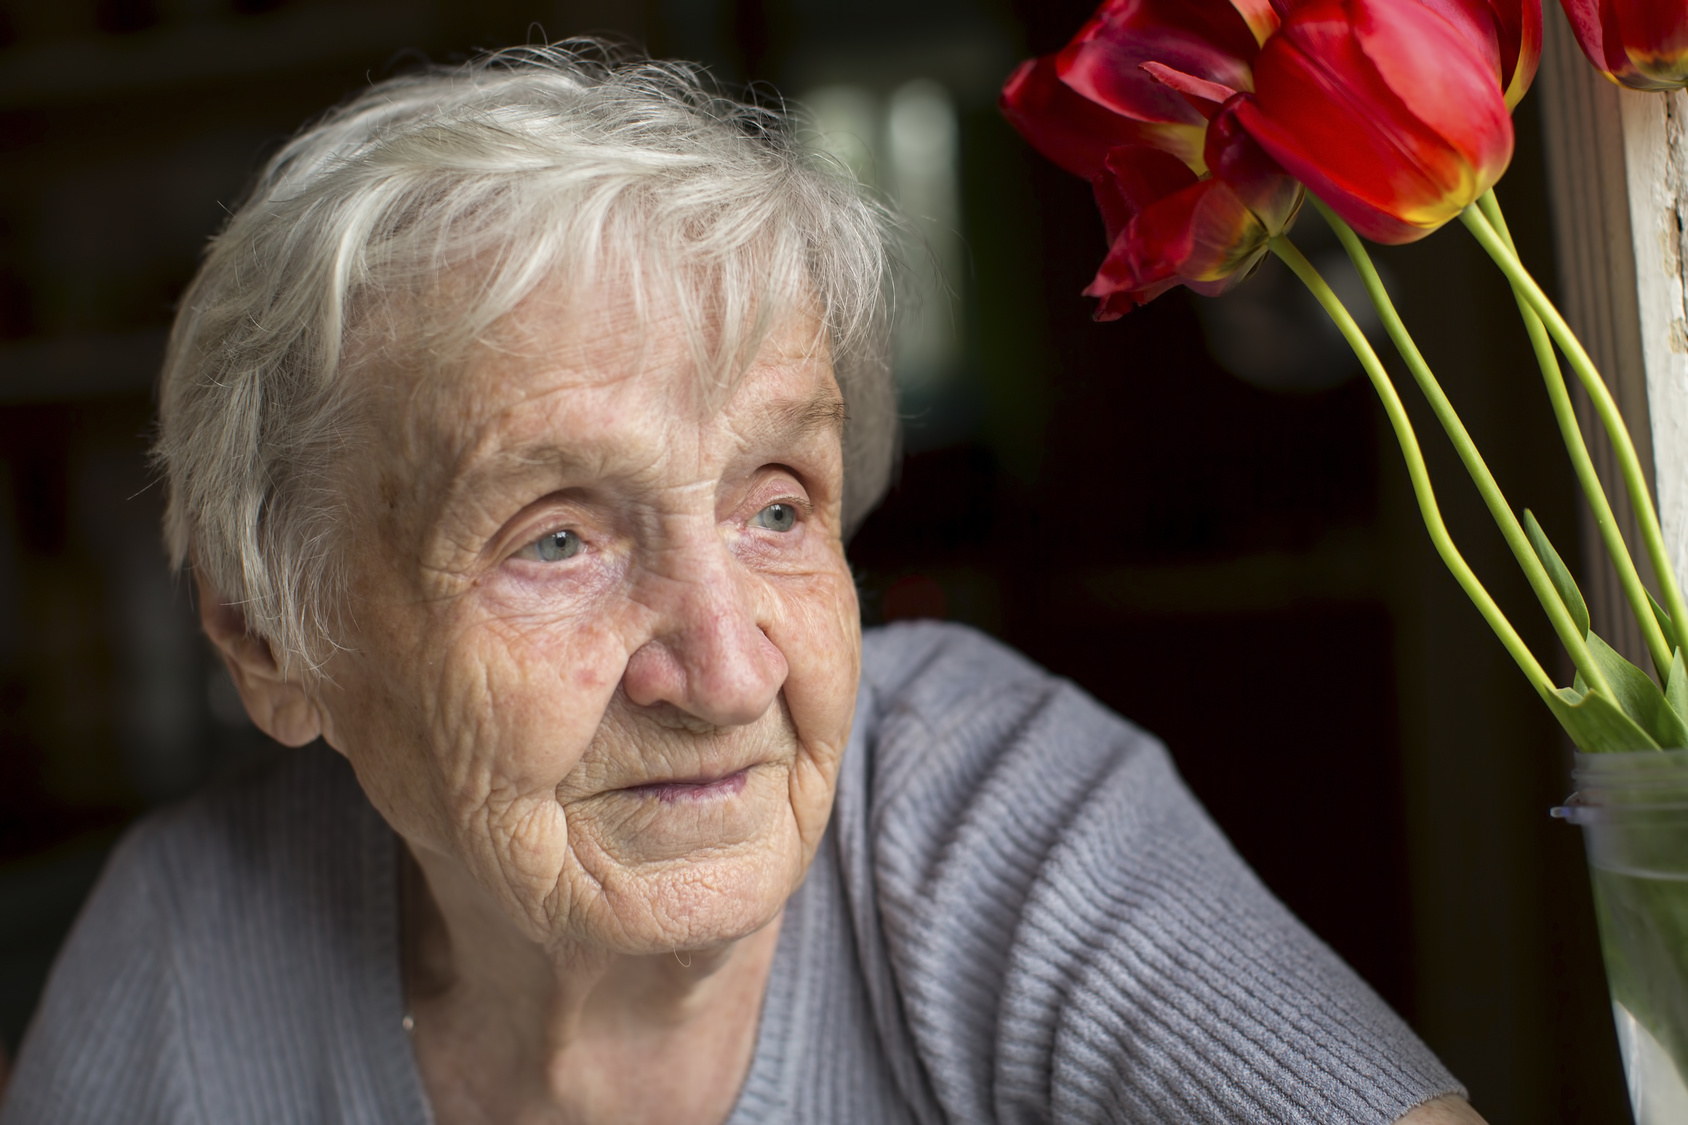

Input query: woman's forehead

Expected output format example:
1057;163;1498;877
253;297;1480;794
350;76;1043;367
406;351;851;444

368;268;811;421
365;296;840;505
456;291;830;426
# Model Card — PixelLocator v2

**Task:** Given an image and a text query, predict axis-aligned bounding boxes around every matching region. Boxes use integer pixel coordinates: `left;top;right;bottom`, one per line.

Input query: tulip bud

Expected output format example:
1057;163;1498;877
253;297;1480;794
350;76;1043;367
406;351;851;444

1560;0;1688;90
1234;0;1515;244
1084;101;1302;320
1000;0;1302;315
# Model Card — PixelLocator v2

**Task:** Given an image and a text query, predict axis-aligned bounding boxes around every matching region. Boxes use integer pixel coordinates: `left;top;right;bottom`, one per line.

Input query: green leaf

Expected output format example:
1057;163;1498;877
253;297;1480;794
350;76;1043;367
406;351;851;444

1651;589;1684;657
1546;682;1662;753
1587;630;1688;747
1523;509;1590;637
1667;648;1688;747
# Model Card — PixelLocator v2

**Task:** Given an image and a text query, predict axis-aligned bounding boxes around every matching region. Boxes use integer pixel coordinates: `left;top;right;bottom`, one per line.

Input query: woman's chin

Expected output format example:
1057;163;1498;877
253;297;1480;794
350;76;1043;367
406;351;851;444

580;827;803;955
611;875;789;955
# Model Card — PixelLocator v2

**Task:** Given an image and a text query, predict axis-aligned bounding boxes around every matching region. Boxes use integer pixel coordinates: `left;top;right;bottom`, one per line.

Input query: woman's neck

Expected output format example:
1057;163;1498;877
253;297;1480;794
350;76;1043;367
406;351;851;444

400;842;782;1125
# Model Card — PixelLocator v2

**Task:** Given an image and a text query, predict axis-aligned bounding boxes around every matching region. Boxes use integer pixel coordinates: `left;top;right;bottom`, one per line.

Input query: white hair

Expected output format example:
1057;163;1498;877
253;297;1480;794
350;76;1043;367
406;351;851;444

154;42;901;673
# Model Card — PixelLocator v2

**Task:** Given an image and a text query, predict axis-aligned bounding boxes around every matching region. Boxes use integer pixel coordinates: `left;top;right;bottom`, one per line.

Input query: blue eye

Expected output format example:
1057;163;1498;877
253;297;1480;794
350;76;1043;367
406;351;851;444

527;529;582;562
752;502;798;532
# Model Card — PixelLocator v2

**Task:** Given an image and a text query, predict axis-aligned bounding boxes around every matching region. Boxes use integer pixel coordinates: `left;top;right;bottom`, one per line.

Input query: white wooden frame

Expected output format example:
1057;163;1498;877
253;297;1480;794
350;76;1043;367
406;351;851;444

1538;8;1688;664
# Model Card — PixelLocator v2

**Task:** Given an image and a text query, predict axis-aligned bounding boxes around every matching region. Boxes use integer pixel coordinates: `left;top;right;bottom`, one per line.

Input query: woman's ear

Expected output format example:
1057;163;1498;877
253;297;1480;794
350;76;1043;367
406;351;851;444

195;571;326;747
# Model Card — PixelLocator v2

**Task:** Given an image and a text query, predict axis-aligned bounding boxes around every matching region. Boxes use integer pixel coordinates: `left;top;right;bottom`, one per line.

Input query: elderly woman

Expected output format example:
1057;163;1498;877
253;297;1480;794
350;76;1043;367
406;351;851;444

2;46;1480;1125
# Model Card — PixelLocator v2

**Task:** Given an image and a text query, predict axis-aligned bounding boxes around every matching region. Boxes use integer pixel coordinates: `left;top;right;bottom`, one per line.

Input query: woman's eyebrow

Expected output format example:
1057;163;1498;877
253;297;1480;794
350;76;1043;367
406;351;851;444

754;389;847;446
444;386;847;506
440;443;601;515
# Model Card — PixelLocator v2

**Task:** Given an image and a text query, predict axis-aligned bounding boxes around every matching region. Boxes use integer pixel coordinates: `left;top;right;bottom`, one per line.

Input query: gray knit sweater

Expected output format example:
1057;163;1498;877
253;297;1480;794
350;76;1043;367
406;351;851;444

2;622;1460;1124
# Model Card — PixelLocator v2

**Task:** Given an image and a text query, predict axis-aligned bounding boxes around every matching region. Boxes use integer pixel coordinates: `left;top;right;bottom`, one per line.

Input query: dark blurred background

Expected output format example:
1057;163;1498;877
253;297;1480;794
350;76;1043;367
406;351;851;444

0;0;1631;1119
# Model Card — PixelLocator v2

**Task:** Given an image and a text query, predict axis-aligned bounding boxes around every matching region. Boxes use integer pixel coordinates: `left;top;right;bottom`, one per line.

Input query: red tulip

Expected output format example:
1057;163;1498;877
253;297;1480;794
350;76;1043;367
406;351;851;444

1085;100;1303;318
1000;0;1302;316
1000;53;1206;180
1234;0;1516;244
1001;0;1284;180
1559;0;1688;90
1053;0;1270;131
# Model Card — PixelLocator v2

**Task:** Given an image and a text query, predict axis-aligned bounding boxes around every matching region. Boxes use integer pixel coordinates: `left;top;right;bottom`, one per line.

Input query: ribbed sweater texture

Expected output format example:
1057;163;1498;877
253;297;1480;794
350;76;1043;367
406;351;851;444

2;622;1461;1123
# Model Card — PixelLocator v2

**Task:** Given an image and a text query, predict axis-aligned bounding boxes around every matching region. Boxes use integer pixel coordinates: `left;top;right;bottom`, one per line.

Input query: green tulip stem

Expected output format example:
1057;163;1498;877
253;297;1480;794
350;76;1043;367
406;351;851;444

1309;201;1613;692
1269;234;1556;698
1459;202;1688;655
1476;189;1674;676
1308;201;1614;695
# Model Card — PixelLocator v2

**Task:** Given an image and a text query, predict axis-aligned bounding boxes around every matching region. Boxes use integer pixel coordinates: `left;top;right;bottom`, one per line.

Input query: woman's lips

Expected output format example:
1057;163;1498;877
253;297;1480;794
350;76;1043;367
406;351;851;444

620;767;752;804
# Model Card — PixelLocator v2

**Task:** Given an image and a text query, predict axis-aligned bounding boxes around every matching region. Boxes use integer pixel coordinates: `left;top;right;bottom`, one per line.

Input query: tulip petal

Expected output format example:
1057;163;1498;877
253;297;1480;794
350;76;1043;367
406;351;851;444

1233;0;1285;46
1613;0;1688;87
1091;277;1183;320
1238;0;1513;243
1056;0;1263;125
1411;0;1545;104
1094;145;1202;244
1001;55;1205;178
1352;0;1515;187
1140;61;1240;118
1415;0;1545;106
1417;0;1505;85
1242;10;1453;229
1083;175;1269;319
1174;178;1275;280
1234;100;1431;241
1205;98;1302;233
1556;0;1685;89
1559;0;1625;77
1559;0;1607;60
1501;0;1544;107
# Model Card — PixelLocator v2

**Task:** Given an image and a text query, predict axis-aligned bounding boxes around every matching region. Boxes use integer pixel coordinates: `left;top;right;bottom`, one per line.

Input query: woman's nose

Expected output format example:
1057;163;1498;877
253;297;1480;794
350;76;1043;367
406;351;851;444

621;544;788;729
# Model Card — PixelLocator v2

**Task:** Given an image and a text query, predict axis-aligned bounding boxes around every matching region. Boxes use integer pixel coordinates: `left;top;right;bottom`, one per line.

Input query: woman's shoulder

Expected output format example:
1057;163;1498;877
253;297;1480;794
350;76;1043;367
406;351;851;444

73;744;394;973
840;623;1460;1123
860;620;1060;707
95;743;402;1023
850;622;1188;923
2;745;416;1125
854;621;1176;820
121;743;383;905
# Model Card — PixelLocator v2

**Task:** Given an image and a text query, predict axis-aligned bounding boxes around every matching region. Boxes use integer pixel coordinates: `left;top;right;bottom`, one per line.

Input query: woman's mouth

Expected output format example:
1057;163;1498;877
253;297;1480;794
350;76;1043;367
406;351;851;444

621;768;752;803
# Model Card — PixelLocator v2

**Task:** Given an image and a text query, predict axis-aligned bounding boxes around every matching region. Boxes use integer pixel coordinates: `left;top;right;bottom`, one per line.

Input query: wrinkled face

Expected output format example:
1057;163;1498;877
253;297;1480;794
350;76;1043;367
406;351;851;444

315;289;861;956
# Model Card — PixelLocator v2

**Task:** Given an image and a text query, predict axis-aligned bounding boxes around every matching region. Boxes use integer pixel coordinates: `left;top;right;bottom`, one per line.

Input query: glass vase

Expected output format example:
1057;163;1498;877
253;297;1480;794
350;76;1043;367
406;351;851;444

1557;749;1688;1124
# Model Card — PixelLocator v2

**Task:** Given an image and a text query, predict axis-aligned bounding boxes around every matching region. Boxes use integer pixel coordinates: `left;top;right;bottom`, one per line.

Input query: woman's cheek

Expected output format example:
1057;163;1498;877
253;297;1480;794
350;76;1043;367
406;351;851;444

473;554;633;704
437;588;637;795
770;563;860;736
775;564;858;857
